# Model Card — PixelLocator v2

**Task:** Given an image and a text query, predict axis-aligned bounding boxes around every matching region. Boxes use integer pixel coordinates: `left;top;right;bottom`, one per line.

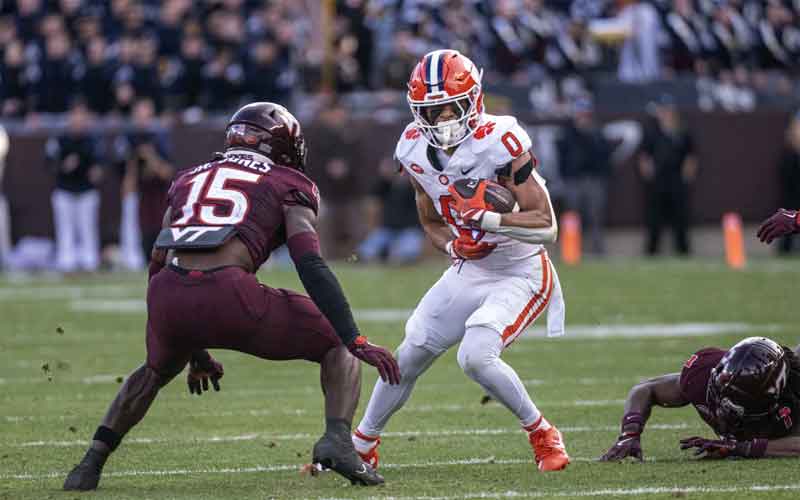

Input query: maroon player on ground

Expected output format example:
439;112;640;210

601;337;800;462
63;102;400;490
758;208;800;244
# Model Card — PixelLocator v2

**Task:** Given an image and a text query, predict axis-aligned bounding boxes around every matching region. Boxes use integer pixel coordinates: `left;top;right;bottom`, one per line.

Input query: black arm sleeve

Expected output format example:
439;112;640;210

294;253;360;346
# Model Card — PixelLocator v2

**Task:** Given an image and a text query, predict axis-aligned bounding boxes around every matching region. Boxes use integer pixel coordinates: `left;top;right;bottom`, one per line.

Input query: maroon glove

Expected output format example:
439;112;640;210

757;209;800;244
679;436;767;459
187;352;224;395
601;433;643;462
601;411;645;462
348;335;401;385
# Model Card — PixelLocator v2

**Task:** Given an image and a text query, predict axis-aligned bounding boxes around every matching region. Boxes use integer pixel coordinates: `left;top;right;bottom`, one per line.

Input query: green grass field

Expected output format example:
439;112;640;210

1;257;799;499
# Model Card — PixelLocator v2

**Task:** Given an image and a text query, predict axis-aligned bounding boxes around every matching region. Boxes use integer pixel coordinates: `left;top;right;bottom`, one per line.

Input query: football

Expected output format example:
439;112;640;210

452;178;517;213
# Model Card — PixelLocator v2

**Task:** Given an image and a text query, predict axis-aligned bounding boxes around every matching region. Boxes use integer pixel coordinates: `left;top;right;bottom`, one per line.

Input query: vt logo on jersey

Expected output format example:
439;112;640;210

155;225;236;250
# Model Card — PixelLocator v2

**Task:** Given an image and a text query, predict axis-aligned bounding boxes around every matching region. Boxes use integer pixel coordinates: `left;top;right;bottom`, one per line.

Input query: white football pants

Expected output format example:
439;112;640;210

357;252;556;436
51;189;100;272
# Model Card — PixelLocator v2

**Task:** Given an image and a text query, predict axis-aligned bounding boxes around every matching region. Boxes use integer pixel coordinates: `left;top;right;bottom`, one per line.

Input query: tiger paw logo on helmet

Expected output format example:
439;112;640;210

407;49;484;150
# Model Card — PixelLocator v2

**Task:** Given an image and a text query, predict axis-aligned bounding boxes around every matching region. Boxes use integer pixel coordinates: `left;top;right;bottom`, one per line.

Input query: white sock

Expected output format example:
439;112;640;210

352;430;379;454
524;416;552;434
457;326;542;428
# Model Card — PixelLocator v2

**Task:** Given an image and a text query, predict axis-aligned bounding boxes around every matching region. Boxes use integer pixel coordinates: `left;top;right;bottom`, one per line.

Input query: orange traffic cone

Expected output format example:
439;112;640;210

722;212;746;269
560;211;581;266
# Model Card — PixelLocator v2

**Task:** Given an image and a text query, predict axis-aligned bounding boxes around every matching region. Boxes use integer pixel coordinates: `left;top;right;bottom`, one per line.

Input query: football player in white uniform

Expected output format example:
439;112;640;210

352;50;569;471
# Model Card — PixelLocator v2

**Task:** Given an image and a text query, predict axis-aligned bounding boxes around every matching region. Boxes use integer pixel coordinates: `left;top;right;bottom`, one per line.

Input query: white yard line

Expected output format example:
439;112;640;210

6;423;691;448
3;398;632;423
3;454;799;500
63;300;789;339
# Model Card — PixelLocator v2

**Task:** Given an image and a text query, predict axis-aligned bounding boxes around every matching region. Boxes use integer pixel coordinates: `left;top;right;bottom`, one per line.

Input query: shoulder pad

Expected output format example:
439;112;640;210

395;122;423;164
470;115;533;166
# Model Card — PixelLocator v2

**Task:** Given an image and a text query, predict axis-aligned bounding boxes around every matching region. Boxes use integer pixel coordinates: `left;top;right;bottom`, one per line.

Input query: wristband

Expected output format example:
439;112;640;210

481;211;502;232
621;412;644;436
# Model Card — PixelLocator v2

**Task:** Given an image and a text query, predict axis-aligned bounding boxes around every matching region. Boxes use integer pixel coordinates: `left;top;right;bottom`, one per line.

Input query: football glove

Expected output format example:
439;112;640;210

679;436;767;459
348;336;401;385
600;433;643;462
757;208;800;244
446;236;497;261
447;181;501;232
187;352;224;395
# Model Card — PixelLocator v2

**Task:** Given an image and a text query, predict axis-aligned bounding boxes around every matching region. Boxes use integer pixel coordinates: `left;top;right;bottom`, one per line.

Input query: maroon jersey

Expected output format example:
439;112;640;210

166;152;320;268
680;348;726;434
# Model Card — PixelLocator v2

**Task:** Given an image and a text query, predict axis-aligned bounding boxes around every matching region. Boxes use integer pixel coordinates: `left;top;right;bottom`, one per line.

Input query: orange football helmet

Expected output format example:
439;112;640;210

407;49;484;149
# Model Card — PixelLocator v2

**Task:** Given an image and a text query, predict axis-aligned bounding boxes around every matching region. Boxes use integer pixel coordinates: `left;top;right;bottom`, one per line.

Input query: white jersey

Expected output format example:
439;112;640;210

395;113;543;271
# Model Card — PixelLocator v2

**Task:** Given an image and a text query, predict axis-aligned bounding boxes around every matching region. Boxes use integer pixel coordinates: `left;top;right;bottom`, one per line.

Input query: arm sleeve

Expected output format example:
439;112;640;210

287;231;359;346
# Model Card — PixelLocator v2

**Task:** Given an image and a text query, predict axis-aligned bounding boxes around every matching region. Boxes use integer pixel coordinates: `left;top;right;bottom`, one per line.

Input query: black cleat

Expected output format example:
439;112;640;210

63;449;106;491
312;433;384;486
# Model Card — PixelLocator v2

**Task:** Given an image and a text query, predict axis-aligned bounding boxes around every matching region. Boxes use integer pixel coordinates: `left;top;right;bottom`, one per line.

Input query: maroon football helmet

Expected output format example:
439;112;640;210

225;102;307;171
707;337;789;435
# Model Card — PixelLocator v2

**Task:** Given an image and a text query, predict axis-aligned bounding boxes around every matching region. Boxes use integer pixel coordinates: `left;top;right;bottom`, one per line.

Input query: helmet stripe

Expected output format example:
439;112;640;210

430;52;439;92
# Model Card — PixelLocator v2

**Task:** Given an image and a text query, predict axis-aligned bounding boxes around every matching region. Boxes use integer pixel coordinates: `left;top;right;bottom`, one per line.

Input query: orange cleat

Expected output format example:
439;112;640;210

352;430;381;469
529;426;570;471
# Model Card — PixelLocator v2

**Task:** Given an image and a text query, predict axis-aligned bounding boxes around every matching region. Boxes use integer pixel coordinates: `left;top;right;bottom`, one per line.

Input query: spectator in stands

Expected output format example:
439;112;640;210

776;111;800;254
245;38;291;104
16;0;44;42
557;98;614;255
120;98;174;267
638;95;697;256
663;0;711;74
165;34;207;112
706;2;753;80
203;47;244;111
33;30;80;113
81;36;115;114
45;101;104;272
358;158;423;264
753;1;799;93
589;0;662;83
1;39;30;117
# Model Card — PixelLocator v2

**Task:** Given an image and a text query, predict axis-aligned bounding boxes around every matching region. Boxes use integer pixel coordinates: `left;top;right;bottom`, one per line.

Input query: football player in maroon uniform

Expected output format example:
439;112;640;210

601;337;800;461
63;102;400;490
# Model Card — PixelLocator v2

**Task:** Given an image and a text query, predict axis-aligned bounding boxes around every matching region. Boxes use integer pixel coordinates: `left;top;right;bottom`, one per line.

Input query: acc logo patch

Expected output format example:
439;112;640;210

405;128;421;140
410;163;424;174
438;175;449;185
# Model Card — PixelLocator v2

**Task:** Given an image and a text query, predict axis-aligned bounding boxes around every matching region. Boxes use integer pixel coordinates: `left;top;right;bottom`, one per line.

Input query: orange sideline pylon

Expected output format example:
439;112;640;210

560;211;581;266
722;212;746;269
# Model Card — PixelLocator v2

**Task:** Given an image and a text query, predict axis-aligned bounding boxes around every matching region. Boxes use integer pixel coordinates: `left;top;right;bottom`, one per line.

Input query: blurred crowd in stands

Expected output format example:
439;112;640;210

2;0;799;120
1;0;799;272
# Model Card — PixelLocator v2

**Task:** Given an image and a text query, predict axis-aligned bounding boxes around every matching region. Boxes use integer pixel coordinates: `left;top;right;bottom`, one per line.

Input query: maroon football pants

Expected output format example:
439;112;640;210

145;265;341;376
